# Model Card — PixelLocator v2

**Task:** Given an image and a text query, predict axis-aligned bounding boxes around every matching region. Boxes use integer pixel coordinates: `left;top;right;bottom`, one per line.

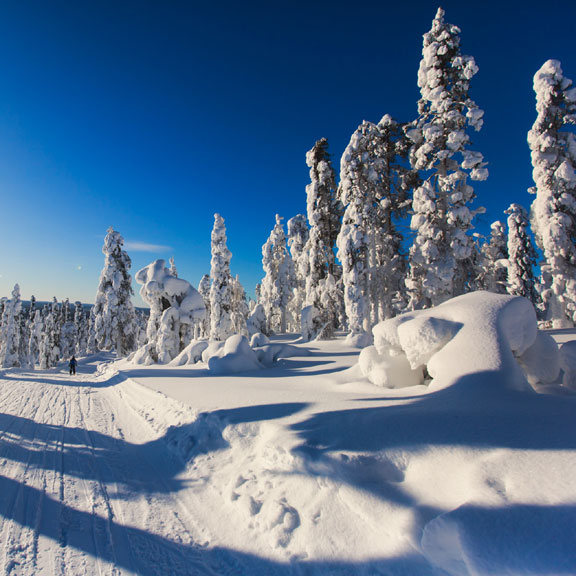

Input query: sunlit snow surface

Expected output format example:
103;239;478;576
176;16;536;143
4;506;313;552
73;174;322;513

1;292;576;575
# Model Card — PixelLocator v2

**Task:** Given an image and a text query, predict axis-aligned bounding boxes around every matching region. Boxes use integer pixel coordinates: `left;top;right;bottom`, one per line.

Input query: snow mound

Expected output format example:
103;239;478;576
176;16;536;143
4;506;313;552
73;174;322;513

170;340;209;366
422;503;576;576
253;343;305;366
360;292;560;391
559;340;576;389
207;335;263;375
250;332;270;347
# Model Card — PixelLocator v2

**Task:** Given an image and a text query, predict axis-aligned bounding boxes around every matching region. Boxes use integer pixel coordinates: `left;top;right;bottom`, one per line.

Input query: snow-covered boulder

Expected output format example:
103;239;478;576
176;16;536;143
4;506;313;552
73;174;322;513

360;291;559;392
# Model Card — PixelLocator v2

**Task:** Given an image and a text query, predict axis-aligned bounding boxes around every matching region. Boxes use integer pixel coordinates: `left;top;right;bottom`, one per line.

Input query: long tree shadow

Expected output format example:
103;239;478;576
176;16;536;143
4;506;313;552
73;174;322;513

0;402;309;497
0;471;440;575
292;371;576;455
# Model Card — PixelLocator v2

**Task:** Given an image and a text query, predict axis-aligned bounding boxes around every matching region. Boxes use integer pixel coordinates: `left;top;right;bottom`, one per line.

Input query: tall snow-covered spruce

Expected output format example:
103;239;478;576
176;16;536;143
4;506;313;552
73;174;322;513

336;116;412;345
406;7;487;309
0;284;22;368
505;203;539;305
259;215;296;334
90;227;137;357
304;138;343;339
209;214;235;341
529;59;576;327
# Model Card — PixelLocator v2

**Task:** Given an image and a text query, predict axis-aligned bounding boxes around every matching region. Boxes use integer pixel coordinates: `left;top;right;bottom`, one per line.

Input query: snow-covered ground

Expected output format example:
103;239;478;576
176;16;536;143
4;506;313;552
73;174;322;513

1;293;576;575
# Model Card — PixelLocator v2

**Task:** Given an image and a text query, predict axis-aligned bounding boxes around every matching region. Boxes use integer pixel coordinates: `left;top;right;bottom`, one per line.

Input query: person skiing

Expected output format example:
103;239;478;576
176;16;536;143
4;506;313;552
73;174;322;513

69;355;77;375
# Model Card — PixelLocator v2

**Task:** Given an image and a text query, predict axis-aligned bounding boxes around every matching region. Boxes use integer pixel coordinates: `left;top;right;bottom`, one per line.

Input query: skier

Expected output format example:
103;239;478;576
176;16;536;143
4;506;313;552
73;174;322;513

69;355;77;375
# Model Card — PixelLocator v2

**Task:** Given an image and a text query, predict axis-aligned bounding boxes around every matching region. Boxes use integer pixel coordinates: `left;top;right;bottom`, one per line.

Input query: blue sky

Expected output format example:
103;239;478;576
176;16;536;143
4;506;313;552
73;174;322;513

0;0;574;306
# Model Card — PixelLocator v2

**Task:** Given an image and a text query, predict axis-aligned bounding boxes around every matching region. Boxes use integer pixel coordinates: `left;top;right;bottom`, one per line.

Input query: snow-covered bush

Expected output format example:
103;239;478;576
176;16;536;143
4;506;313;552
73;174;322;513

359;291;560;392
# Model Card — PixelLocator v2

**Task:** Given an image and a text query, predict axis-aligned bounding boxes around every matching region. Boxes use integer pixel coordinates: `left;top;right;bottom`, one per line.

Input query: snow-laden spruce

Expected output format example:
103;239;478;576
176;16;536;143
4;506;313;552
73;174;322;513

529;59;576;327
505;203;539;305
478;221;508;294
133;259;206;364
406;7;487;309
304;139;343;339
209;214;235;341
286;214;309;334
0;284;22;368
90;227;137;356
337;116;411;346
259;215;296;334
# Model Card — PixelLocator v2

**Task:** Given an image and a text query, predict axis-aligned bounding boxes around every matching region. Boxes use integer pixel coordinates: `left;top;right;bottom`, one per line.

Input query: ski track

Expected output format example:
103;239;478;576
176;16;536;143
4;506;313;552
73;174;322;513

0;367;232;576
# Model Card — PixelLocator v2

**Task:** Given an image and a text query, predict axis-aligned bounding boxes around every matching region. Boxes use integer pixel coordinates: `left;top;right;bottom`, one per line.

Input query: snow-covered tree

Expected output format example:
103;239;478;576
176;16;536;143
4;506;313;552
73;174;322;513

336;117;411;344
0;284;22;368
209;214;235;341
197;274;211;339
230;275;249;337
134;260;206;364
286;214;309;332
39;300;60;369
60;298;77;361
478;221;508;294
529;59;576;327
90;227;137;356
74;301;88;356
260;215;296;334
406;7;487;309
27;309;43;368
505;204;540;306
169;256;178;277
304;139;343;303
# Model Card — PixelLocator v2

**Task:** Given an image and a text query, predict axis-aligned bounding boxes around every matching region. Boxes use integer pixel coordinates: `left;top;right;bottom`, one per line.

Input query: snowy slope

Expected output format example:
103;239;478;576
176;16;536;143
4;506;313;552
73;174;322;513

1;294;576;575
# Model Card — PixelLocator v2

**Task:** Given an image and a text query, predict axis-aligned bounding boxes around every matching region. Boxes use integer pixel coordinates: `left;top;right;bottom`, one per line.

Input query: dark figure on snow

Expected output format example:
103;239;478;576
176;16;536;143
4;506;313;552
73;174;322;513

69;356;77;375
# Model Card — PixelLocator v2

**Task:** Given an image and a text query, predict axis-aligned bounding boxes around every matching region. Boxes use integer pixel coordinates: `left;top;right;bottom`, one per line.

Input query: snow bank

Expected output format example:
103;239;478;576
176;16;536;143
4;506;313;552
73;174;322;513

170;340;209;366
360;291;560;391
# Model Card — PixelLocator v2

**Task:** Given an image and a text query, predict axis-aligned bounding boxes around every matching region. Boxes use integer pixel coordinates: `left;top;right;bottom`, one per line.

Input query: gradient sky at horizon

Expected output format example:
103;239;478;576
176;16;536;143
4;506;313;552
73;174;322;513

0;0;575;307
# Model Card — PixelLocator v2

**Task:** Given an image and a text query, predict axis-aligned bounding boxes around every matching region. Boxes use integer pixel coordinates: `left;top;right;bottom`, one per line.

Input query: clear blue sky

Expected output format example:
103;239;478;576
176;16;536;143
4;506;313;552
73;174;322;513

0;0;574;306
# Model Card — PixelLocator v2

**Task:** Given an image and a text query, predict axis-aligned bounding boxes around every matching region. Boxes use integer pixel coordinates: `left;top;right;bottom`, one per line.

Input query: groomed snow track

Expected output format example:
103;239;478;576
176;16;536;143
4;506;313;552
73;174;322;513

0;359;248;576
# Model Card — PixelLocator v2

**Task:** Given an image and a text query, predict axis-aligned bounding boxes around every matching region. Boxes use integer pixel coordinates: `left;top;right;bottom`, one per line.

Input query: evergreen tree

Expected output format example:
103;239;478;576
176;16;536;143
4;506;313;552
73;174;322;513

230;275;249;337
478;221;508;294
60;298;77;361
27;309;42;368
286;214;309;333
0;284;22;368
197;274;211;339
209;214;234;341
336;117;411;343
505;203;540;305
304;139;343;304
39;301;60;369
406;7;487;309
74;301;88;356
90;226;137;356
529;59;576;327
259;215;296;334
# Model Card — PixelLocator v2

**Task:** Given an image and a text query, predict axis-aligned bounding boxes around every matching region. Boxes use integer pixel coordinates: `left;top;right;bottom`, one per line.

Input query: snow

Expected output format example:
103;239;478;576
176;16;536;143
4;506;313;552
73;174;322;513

1;293;576;574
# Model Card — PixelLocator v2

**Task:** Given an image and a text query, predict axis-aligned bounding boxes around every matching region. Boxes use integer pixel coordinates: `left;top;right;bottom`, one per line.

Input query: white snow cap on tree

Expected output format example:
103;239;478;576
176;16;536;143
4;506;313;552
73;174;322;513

406;7;487;309
529;59;576;327
209;214;235;341
134;259;206;364
90;227;137;356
